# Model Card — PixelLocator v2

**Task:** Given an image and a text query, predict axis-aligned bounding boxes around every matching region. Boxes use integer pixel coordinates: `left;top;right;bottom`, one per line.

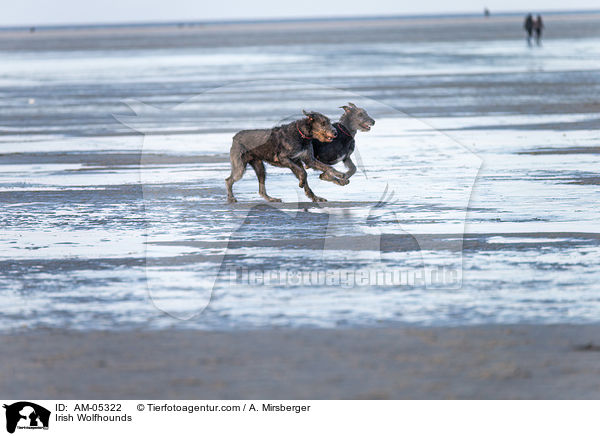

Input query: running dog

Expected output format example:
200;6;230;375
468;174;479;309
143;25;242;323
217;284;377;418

312;103;375;181
226;111;349;203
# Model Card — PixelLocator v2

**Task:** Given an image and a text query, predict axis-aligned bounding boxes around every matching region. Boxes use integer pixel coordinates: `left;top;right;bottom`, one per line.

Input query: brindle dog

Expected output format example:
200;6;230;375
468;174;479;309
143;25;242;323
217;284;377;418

312;103;375;181
225;111;349;203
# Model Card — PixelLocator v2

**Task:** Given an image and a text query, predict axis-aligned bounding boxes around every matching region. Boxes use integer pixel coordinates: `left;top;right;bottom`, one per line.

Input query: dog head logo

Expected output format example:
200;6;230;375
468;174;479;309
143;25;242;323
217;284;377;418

3;402;50;434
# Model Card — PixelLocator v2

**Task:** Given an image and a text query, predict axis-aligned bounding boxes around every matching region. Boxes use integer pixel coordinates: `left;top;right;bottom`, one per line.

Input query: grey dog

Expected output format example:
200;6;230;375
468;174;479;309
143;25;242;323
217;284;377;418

312;103;375;181
225;111;349;203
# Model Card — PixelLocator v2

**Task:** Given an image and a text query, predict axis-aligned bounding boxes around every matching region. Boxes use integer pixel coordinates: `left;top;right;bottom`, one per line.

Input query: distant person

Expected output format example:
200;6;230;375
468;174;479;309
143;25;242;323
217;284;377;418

524;14;534;46
484;8;490;18
534;15;544;45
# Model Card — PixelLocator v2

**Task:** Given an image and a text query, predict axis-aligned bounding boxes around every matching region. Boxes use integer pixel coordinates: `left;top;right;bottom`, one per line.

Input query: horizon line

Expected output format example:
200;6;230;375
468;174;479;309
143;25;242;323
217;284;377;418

1;8;600;31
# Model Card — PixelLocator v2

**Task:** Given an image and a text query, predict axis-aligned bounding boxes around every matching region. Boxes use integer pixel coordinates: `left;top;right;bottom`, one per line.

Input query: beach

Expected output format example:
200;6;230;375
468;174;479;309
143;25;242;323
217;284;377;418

1;12;600;398
3;325;600;399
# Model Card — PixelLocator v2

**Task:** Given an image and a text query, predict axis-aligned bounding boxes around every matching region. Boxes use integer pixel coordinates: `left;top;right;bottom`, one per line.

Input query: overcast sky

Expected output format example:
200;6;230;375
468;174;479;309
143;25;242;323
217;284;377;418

2;0;599;26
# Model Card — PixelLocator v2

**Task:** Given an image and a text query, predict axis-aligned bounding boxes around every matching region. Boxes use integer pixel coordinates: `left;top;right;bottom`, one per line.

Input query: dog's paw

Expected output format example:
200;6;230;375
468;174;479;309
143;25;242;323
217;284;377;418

312;196;327;202
227;197;238;204
335;177;350;186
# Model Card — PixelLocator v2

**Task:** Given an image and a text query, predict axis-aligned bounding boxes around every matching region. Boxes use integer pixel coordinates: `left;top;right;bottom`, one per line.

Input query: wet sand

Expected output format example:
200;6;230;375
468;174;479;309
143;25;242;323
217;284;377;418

2;325;600;399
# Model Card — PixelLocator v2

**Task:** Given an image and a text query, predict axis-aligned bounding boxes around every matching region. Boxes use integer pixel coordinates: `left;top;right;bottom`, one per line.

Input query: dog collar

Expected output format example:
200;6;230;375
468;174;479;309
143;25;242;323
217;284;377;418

296;122;312;140
336;122;352;138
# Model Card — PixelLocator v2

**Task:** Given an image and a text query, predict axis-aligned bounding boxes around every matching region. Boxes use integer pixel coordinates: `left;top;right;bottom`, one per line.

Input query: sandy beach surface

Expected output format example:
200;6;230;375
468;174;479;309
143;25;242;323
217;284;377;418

2;325;600;399
1;12;600;398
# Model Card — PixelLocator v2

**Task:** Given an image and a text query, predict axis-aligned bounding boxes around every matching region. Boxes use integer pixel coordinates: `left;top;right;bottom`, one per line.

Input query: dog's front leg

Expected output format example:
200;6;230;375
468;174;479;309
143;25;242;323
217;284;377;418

343;157;357;178
318;172;349;187
305;157;345;178
279;157;327;202
303;144;347;180
304;158;349;186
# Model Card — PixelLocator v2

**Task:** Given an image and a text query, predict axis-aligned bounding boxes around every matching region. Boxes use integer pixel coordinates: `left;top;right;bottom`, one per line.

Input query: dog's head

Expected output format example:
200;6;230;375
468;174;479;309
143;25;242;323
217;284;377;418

303;110;336;142
340;103;375;132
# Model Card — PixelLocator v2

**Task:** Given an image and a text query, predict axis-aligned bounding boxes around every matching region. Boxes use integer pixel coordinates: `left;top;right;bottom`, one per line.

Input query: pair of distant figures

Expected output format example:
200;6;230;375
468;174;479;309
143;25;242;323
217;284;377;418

524;14;544;46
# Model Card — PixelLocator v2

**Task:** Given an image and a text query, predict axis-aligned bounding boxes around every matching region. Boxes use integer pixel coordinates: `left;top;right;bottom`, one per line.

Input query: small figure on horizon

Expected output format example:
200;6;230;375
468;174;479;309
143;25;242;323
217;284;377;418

524;13;534;46
534;15;544;45
484;8;490;18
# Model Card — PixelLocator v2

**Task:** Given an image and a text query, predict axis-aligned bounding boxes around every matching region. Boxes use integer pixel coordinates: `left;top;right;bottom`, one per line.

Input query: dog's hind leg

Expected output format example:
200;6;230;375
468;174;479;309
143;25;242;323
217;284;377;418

249;159;281;202
225;142;247;203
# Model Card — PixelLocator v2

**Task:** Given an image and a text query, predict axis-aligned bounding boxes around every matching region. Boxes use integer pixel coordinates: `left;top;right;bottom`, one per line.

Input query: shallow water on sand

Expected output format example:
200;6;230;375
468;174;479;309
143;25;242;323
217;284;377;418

1;18;600;330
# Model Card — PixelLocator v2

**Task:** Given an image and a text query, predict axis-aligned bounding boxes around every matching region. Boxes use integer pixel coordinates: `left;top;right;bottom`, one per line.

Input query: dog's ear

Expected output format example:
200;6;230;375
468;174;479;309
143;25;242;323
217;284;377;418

339;105;351;113
348;102;357;108
302;109;314;121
